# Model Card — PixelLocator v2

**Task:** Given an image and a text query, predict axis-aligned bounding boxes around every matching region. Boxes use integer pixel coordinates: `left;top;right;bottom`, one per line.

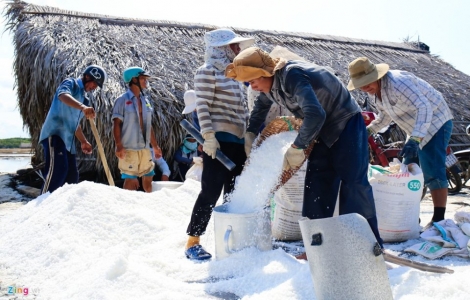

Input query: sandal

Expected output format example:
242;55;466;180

185;245;212;261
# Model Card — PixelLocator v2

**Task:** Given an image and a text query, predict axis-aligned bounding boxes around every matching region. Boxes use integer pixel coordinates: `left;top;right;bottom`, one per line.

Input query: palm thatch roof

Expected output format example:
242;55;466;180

4;0;470;181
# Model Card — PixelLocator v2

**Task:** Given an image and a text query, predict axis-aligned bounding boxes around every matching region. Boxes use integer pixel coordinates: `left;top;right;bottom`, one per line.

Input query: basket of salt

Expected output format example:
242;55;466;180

255;116;315;192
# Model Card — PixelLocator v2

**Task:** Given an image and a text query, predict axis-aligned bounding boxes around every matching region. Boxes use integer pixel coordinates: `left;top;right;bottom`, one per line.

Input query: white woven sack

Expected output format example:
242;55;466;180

368;162;423;242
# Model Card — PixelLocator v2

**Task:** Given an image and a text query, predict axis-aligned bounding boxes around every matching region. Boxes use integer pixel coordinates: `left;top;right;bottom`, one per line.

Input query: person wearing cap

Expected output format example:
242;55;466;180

112;66;163;193
226;47;383;252
172;134;202;181
182;90;201;132
149;147;171;181
184;28;254;261
40;65;107;194
348;57;453;226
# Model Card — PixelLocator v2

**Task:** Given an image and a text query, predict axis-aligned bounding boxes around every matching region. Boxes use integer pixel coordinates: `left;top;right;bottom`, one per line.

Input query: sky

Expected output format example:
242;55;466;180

1;132;470;299
0;0;469;139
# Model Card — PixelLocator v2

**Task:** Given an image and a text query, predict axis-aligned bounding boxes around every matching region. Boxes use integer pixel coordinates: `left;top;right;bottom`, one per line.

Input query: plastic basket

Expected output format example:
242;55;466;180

256;116;315;192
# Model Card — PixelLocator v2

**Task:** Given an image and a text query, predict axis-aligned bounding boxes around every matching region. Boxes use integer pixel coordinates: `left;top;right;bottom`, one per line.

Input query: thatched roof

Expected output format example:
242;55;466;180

4;0;470;181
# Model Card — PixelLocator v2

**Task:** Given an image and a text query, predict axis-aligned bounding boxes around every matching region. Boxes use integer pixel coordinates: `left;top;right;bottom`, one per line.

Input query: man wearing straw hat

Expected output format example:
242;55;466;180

184;28;254;261
348;57;453;228
226;47;383;252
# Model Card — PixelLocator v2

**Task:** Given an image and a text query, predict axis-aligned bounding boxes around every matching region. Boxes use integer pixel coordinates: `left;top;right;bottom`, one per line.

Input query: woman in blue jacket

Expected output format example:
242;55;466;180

173;135;202;181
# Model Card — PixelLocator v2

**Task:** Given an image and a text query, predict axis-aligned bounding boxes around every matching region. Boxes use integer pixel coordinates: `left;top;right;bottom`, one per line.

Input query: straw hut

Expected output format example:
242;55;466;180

4;0;470;182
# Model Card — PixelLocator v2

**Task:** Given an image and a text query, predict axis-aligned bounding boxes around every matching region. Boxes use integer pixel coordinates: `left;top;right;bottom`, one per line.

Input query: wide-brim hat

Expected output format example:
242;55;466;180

225;47;287;82
204;28;255;50
182;90;197;114
347;57;389;90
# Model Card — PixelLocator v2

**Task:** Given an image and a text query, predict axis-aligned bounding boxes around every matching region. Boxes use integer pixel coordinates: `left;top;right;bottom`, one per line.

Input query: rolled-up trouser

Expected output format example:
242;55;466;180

41;135;79;194
303;112;383;247
186;141;246;237
404;120;452;191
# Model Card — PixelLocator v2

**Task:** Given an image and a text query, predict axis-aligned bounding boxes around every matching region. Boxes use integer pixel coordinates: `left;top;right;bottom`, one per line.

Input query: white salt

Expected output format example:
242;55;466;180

226;131;297;214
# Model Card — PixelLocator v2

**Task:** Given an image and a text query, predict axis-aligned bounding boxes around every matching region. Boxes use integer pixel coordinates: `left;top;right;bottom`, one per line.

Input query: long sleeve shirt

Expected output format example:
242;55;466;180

248;61;360;148
194;65;248;138
367;70;453;147
155;157;171;177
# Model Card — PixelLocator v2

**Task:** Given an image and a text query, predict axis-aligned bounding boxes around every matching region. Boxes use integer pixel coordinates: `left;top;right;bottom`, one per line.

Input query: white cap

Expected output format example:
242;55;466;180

182;90;197;114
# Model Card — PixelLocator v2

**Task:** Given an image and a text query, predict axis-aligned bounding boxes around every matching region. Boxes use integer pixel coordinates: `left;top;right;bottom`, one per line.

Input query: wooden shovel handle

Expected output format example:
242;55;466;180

383;251;454;274
89;119;115;186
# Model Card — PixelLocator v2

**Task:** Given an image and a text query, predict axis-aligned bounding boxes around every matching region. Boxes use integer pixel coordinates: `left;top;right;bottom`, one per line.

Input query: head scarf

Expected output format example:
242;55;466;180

204;44;237;71
182;137;198;154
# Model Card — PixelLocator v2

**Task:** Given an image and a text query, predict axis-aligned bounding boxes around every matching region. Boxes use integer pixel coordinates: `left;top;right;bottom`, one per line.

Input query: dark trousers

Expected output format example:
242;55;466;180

186;141;246;236
41;135;79;194
303;113;383;246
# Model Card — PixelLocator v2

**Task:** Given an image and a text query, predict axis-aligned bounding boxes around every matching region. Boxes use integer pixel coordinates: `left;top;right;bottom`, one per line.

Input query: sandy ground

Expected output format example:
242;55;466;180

0;148;33;155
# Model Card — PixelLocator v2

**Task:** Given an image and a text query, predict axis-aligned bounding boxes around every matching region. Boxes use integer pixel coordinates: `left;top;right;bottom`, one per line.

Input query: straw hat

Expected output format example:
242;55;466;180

182;90;197;114
204;29;254;50
225;47;287;82
347;57;389;91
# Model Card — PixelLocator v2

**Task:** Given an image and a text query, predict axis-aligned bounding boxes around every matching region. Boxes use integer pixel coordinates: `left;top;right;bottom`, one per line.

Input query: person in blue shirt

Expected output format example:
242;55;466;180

149;147;172;181
173;134;202;181
112;67;163;193
40;65;107;194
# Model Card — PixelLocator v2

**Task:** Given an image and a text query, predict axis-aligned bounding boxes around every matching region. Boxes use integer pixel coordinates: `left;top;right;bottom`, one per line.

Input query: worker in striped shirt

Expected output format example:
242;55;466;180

348;57;453;229
184;29;254;261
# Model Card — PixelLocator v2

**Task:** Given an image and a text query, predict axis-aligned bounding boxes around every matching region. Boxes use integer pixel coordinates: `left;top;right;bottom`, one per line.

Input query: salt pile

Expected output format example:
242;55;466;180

227;131;297;214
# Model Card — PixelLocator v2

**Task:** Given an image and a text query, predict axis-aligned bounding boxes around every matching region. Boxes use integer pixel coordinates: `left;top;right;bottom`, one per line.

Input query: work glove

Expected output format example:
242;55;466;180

282;146;306;171
399;137;420;158
202;131;220;159
244;132;257;156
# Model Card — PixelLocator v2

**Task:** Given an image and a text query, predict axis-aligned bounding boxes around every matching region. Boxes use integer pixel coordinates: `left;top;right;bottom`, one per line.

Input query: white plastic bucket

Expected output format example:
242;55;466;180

213;204;272;260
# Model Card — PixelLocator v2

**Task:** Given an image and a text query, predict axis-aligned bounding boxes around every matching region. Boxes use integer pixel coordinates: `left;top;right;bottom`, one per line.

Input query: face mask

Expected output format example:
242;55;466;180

184;140;198;151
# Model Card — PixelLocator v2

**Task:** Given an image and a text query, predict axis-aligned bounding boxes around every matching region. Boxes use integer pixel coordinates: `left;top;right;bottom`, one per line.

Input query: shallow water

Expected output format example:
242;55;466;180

0;156;32;173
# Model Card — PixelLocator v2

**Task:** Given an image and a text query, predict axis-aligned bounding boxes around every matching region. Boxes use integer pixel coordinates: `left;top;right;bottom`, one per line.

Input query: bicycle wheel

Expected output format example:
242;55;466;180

458;158;469;185
446;167;462;194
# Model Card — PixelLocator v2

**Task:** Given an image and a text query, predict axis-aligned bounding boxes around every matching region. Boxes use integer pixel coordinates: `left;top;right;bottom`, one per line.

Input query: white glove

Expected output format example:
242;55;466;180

192;156;203;164
282;146;306;171
202;131;220;159
244;132;256;156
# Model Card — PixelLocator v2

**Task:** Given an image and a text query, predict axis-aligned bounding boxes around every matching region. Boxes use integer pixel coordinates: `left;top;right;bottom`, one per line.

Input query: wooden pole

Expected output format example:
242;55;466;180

383;251;454;274
89;119;115;186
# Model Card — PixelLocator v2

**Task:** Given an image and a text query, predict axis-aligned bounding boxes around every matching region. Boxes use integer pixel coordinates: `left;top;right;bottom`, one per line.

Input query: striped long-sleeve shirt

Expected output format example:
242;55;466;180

194;64;248;138
368;70;453;147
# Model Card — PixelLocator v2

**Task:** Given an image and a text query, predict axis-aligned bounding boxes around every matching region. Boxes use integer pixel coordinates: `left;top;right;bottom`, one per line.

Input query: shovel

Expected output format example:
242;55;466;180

382;250;454;274
89;119;115;186
180;119;236;171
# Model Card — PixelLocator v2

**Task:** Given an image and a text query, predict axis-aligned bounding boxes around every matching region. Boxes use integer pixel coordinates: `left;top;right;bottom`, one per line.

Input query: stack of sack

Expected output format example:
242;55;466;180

405;211;470;259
